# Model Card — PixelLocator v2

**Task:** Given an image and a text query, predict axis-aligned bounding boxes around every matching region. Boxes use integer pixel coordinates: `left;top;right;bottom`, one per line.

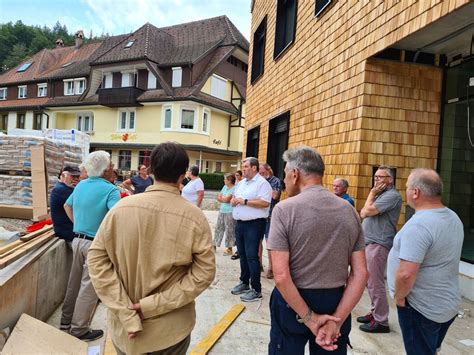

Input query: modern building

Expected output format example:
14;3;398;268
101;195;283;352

246;0;473;296
0;16;249;174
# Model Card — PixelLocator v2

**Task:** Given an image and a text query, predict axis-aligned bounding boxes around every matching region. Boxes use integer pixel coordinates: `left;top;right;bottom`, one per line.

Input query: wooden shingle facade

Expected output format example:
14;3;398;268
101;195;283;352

246;0;473;232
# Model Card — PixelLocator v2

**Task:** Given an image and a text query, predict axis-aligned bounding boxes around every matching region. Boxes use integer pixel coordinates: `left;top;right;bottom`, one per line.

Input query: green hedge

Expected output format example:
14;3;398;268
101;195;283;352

200;173;225;190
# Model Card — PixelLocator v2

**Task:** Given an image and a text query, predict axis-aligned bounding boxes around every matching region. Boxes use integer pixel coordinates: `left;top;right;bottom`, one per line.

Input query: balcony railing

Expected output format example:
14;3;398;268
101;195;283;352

97;87;144;107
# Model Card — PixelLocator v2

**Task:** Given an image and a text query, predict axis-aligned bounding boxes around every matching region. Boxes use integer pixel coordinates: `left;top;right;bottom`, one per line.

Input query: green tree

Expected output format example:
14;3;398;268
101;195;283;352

3;43;29;70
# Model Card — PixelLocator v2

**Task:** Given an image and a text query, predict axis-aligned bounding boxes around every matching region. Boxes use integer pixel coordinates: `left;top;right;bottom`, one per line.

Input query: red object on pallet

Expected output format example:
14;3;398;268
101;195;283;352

26;219;53;233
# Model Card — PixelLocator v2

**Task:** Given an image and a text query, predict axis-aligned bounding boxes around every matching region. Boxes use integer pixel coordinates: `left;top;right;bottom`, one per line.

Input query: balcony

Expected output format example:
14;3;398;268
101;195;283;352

97;87;144;107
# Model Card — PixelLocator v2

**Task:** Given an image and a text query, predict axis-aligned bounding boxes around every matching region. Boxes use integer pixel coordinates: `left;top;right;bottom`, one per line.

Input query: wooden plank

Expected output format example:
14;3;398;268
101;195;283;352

0;240;22;255
0;205;34;220
0;231;55;269
31;146;49;221
20;224;53;242
2;313;87;354
189;304;245;355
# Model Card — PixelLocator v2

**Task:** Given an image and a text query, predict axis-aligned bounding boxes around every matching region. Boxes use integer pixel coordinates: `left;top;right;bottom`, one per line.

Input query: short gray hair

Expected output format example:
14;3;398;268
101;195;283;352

84;151;111;177
409;168;443;198
243;157;259;169
283;146;325;177
378;165;395;179
336;178;349;188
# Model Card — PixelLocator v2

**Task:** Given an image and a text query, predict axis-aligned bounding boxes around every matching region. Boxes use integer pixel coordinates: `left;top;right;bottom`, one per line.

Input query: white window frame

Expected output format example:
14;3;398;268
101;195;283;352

121;71;135;88
179;106;196;131
147;70;157;89
76;112;94;132
37;83;47;97
64;79;74;95
0;87;7;100
117;109;136;132
210;74;227;100
104;73;113;88
75;78;86;95
18;85;27;99
162;105;172;130
202;108;210;134
172;67;182;87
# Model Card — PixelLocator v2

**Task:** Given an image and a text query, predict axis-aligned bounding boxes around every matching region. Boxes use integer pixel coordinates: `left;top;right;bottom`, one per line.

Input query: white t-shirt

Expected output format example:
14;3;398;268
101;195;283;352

182;178;204;205
232;173;272;221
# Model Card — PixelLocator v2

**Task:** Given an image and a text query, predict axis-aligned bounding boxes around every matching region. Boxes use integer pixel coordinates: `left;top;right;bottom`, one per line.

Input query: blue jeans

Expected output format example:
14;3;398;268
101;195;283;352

235;218;266;293
269;287;351;355
264;217;271;239
397;300;455;355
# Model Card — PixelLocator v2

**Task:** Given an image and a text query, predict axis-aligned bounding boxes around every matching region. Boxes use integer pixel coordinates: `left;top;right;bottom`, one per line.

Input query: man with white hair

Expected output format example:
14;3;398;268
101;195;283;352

387;169;463;354
333;178;354;207
60;150;120;341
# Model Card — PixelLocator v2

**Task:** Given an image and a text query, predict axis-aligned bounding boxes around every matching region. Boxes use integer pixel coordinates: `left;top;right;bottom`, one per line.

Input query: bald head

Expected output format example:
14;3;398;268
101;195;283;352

407;169;443;198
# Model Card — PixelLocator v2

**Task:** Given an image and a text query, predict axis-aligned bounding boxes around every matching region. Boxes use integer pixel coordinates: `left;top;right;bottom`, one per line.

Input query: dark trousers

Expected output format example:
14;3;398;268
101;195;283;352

114;335;190;355
397;301;455;355
235;218;266;293
269;287;351;355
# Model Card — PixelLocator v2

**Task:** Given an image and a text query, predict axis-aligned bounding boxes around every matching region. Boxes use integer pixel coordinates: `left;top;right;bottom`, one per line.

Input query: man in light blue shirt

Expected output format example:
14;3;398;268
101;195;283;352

61;150;120;342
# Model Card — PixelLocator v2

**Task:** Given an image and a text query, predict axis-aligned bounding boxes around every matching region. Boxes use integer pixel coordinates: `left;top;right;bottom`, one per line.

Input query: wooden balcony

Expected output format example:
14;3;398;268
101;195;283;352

97;87;144;107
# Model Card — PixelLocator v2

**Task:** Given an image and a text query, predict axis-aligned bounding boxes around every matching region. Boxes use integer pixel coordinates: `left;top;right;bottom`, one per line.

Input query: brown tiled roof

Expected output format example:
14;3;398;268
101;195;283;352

0;43;103;85
0;97;49;111
46;94;99;107
91;16;249;66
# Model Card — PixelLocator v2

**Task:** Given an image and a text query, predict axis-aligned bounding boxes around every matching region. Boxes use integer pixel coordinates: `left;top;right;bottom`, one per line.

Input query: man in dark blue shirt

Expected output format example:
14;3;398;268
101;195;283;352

50;166;81;242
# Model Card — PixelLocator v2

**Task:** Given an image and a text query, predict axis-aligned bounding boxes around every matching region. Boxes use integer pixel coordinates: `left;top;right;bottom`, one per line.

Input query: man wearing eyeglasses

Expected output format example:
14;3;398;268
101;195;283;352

358;166;402;333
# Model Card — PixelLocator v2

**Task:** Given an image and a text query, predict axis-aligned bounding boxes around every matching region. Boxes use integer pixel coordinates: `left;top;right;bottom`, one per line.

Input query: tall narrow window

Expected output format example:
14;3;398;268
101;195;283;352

18;85;27;99
118;150;132;170
246;126;260;158
251;17;267;83
0;88;6;100
37;83;47;97
76;79;86;94
17;113;26;129
172;67;182;87
0;114;8;132
147;71;157;89
76;112;94;132
163;106;172;129
202;109;210;133
267;112;289;180
104;73;113;88
274;0;297;59
33;113;43;130
121;72;134;87
65;80;74;95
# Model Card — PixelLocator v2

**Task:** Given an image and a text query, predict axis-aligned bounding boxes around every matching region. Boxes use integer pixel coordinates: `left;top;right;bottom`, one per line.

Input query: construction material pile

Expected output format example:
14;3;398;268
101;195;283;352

0;135;83;206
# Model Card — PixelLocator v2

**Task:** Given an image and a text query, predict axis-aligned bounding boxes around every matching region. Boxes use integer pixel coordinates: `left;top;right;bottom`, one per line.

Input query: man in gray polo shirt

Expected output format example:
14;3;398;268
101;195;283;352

387;169;463;355
358;166;402;333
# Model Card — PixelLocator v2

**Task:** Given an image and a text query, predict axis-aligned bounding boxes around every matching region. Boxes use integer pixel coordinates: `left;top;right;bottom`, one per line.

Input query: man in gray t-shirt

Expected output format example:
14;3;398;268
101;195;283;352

267;146;369;354
358;166;402;334
387;169;463;355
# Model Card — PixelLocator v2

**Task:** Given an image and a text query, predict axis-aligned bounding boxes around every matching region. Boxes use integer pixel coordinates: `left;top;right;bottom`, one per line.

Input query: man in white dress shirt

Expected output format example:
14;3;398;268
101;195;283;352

230;157;272;302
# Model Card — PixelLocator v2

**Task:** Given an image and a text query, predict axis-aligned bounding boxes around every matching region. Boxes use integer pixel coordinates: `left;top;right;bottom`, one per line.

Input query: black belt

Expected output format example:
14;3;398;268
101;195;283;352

75;233;94;242
236;218;266;223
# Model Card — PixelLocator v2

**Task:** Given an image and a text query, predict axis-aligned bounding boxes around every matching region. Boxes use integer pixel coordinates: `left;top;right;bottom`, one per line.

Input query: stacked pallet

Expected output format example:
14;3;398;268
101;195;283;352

0;135;82;207
0;225;56;269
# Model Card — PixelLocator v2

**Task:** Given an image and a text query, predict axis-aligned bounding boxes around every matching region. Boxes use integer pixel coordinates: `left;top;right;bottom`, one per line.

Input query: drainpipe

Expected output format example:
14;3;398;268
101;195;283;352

199;150;202;172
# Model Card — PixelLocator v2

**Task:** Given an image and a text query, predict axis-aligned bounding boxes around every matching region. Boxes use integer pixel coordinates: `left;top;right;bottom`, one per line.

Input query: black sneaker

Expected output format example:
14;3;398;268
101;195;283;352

359;320;390;333
356;312;374;324
77;329;104;342
231;252;240;260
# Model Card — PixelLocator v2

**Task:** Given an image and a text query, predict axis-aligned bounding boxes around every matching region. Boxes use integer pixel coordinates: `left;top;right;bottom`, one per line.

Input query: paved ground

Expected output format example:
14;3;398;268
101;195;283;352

47;210;474;354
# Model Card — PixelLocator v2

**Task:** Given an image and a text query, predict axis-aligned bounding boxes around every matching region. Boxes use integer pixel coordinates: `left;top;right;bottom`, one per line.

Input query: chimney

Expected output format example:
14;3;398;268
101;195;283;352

55;39;64;48
75;30;84;49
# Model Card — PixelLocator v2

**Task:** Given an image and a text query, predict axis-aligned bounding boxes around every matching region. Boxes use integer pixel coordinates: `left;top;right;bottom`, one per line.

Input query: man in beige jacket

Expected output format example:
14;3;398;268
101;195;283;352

88;142;216;355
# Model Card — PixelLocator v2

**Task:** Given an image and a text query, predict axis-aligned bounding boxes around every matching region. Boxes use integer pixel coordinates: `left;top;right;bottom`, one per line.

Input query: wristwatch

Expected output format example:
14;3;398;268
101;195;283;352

244;199;248;205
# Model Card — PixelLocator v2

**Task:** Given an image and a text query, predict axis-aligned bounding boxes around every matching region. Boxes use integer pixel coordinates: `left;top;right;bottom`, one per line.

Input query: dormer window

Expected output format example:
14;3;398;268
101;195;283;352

125;40;135;48
172;67;182;88
18;85;27;99
37;83;47;97
64;78;86;96
17;63;32;72
121;71;135;87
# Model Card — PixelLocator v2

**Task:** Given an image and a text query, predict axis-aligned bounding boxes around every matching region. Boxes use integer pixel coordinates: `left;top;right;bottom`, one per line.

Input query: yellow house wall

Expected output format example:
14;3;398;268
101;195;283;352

201;76;233;102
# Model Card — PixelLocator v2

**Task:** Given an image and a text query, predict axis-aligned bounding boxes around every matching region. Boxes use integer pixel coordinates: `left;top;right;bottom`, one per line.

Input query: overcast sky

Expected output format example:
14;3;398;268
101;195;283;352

0;0;252;39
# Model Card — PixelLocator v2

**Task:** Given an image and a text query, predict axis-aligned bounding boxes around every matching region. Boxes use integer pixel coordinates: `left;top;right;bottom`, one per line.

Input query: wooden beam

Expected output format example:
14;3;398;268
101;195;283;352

189;304;245;355
0;240;22;255
0;231;55;269
20;225;53;242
